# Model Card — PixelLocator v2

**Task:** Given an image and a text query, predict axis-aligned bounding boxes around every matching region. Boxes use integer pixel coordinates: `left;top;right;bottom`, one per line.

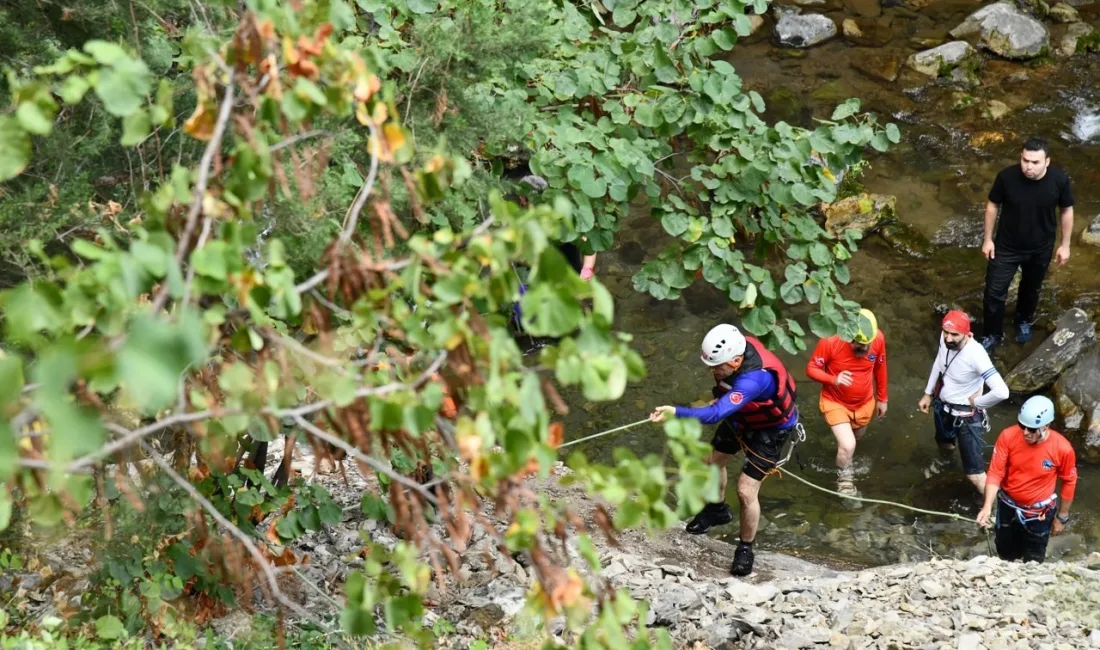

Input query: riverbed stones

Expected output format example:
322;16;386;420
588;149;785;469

1059;22;1099;57
823;193;897;237
983;99;1011;121
1083;215;1100;246
775;13;838;47
850;49;901;82
1005;308;1096;392
1054;345;1100;462
1049;2;1080;22
950;2;1050;60
844;0;882;16
906;41;975;77
842;16;896;46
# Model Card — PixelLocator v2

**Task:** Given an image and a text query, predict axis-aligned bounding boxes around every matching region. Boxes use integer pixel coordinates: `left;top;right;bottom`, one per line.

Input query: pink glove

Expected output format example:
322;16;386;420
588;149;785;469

580;267;594;281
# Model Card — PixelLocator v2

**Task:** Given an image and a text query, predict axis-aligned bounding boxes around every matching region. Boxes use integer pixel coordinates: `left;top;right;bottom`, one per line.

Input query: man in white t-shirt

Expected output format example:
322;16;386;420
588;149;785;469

918;310;1010;493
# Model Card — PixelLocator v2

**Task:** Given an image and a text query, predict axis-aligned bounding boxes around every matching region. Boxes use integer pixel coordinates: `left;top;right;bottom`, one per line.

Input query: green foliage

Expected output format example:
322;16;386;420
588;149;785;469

0;0;896;648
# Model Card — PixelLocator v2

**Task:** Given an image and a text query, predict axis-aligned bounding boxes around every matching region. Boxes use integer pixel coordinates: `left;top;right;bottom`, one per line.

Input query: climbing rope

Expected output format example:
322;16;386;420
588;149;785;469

556;417;995;554
558;418;652;449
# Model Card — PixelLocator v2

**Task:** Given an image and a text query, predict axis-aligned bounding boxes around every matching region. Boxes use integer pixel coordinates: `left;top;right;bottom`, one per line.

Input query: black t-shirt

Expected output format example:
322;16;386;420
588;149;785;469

988;164;1074;252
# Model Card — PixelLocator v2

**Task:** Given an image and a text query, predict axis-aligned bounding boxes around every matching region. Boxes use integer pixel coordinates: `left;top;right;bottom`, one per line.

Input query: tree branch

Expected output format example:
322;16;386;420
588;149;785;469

149;70;237;314
139;442;342;640
270;129;333;153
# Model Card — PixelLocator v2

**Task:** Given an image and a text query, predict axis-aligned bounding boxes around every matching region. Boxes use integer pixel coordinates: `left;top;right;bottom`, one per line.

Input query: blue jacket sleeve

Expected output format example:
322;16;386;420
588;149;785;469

674;371;776;424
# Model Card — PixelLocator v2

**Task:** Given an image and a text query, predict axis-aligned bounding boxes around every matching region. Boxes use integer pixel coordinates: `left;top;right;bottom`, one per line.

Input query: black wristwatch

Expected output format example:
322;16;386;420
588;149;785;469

1056;513;1070;524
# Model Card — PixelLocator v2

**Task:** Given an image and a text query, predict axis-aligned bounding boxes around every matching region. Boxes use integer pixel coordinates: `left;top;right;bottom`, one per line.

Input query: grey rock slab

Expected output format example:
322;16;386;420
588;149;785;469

775;13;837;48
907;41;974;77
1006;308;1096;392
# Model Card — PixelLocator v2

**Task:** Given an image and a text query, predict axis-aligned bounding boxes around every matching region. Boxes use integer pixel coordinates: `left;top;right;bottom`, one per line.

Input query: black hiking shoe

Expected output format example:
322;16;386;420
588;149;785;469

686;502;734;535
731;544;754;577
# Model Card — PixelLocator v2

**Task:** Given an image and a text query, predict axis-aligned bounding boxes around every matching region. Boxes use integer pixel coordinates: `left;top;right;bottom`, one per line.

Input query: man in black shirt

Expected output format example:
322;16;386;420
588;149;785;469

980;137;1075;352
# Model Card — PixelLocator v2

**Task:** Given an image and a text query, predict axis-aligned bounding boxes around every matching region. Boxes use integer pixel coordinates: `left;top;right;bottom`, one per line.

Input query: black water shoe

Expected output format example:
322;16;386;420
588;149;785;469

686;502;733;535
731;543;754;576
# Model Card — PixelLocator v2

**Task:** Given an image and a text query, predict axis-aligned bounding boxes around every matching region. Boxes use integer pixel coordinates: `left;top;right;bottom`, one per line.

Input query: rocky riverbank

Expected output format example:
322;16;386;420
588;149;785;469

5;450;1100;649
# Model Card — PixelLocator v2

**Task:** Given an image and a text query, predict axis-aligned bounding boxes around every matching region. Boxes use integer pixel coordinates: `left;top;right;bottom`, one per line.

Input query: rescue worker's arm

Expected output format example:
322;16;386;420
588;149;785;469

651;373;773;425
1055;206;1073;266
981;200;999;261
919;339;944;413
873;338;888;404
973;367;1009;410
805;339;837;386
976;434;1009;528
1054;444;1078;533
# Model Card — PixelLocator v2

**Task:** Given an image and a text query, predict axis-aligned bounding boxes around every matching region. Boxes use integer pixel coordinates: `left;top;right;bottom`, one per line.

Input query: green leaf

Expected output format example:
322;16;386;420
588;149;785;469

886;123;901;144
0;116;31;182
809;312;837;338
869;133;890;152
835;263;851;285
741;306;777;336
711;215;734;238
791;183;816;206
191;242;228;280
831;98;860;121
59;76;91;105
96;615;125;640
712;28;736;50
94;57;152;117
779;281;803;304
15;102;53;135
119;313;207;414
0;356;24;411
739;282;757;308
634;103;663;128
295;78;328;106
83;41;127;65
809;243;832;266
660;212;689;237
803;279;822;304
749;90;765;113
406;0;439;13
121;110;151;146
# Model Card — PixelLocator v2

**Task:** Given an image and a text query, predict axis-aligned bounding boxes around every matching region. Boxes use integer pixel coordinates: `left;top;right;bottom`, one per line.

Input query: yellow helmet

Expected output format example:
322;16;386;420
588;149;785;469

853;309;878;345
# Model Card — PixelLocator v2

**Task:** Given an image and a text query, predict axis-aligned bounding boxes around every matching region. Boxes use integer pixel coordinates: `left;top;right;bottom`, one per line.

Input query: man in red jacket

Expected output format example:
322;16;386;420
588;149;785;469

806;309;888;499
976;396;1077;563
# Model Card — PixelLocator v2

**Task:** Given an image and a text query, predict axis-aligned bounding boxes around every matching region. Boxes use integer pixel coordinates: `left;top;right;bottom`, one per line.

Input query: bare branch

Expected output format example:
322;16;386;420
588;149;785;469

270;130;334;153
150;70;237;314
139;442;342;638
337;119;380;246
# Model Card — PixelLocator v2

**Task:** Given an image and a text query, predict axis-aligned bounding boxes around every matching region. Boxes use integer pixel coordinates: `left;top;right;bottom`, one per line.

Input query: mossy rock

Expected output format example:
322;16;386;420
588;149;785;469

878;221;936;259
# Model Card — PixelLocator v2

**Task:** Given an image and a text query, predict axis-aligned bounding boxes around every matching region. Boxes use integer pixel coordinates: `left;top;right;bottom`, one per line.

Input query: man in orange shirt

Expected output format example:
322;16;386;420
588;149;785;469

806;309;888;499
977;396;1077;563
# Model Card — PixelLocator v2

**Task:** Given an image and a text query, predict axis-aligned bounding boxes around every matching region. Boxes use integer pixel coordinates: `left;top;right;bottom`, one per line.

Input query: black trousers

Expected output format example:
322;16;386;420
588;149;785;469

994;497;1055;563
983;245;1052;339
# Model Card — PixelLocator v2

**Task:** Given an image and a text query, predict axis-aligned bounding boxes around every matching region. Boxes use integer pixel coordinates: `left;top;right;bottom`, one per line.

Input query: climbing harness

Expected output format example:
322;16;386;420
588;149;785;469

998;491;1058;525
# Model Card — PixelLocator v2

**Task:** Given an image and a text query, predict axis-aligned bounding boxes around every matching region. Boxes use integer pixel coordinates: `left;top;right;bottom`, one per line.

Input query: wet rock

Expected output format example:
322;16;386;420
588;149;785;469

906;41;975;77
823;193;897;237
775;13;838;48
879;221;936;258
1082;215;1100;246
842;16;896;46
1005;308;1096;392
983;99;1011;121
1059;22;1100;57
1053;345;1100;462
1049;2;1080;22
950;2;1050;60
850;49;902;82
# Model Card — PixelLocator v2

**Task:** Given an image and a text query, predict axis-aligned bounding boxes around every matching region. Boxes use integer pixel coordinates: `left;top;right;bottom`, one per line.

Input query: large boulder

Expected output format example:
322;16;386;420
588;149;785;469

950;2;1050;60
1004;308;1097;392
1053;345;1100;462
776;13;838;47
906;41;975;77
850;49;902;82
823;193;897;238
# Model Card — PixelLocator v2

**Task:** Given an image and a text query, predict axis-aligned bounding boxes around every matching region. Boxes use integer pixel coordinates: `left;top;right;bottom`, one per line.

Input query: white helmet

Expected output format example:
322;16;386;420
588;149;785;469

700;324;746;366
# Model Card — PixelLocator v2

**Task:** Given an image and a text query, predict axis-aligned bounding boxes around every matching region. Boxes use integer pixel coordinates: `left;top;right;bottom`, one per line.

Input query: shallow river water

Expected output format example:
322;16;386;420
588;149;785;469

560;1;1100;568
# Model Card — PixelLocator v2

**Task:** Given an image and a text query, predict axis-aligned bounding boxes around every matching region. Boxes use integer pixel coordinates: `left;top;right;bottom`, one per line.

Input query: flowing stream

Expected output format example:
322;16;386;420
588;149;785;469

560;1;1100;568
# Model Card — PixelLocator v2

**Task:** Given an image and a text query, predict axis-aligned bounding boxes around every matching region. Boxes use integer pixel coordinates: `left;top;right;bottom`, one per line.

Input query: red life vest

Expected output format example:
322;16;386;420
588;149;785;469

715;337;798;430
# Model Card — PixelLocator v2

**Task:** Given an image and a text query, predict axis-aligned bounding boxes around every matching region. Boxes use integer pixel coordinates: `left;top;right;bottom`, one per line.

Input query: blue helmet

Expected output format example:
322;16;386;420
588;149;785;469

1018;396;1055;428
